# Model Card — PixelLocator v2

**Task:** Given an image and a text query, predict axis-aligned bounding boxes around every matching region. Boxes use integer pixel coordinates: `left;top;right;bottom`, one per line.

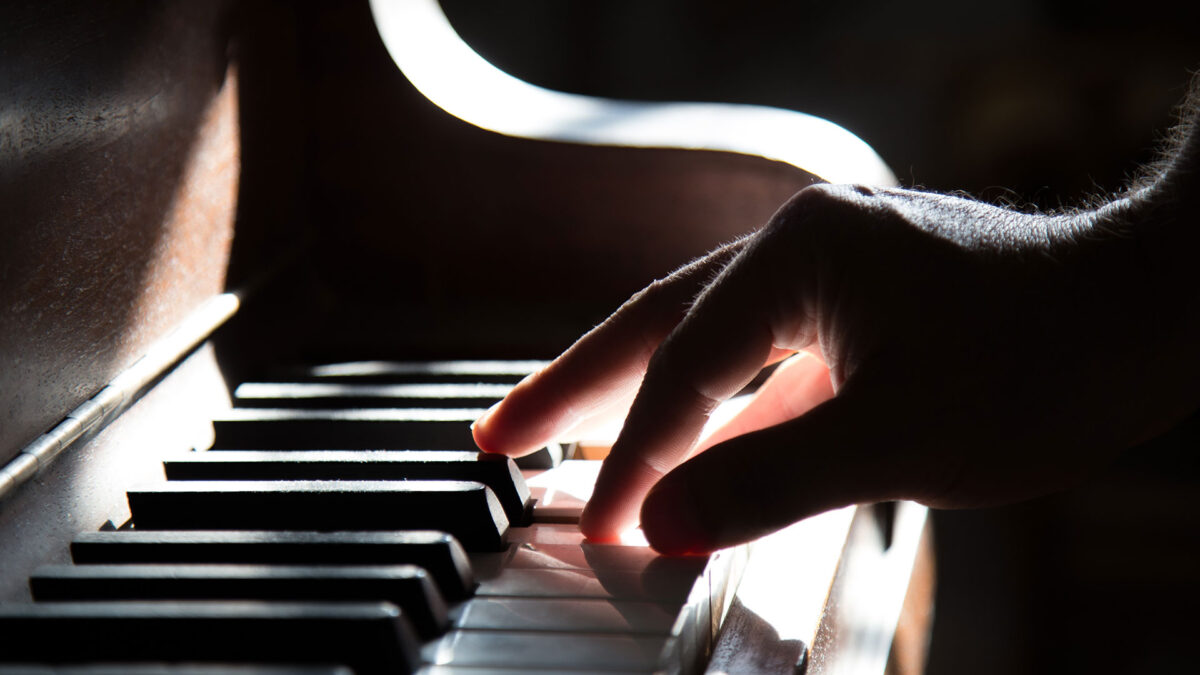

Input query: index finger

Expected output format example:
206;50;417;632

580;216;818;541
471;239;748;457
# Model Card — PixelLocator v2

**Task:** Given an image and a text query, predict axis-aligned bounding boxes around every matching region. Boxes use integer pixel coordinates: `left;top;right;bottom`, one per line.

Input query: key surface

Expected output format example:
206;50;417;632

505;523;588;545
451;597;680;634
467;527;731;675
211;409;482;450
471;541;708;579
288;360;543;383
163;451;530;524
476;568;697;602
421;631;677;672
416;669;649;675
447;595;707;673
0;601;418;675
233;382;512;409
70;530;475;600
417;669;643;675
127;480;509;551
525;459;602;523
30;564;448;638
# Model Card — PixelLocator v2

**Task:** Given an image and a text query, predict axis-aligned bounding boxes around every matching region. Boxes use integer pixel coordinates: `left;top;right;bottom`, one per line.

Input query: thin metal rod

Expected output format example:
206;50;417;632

0;293;240;503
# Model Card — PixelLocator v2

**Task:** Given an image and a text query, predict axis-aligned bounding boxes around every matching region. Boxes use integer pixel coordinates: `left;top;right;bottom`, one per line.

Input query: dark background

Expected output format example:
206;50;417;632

442;0;1198;207
436;1;1200;673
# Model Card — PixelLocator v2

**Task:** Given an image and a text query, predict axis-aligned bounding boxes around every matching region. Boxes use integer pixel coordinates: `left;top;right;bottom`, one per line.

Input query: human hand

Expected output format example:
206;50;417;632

472;183;1200;554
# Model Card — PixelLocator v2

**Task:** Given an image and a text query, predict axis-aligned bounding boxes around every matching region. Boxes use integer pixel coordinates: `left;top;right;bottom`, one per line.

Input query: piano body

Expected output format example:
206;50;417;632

0;0;931;672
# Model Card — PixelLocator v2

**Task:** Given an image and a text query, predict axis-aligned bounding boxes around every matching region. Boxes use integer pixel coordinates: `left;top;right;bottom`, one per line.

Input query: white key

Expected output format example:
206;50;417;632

505;523;585;545
525;460;601;522
421;631;680;672
452;597;681;633
477;568;697;602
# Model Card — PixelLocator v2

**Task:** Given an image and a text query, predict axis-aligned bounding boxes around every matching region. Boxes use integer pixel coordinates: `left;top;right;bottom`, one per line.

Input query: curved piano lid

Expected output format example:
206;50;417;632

369;0;897;187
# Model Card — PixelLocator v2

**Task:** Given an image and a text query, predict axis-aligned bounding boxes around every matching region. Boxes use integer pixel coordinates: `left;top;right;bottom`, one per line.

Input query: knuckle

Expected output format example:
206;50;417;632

784;182;873;214
644;338;723;412
777;184;845;223
767;183;886;248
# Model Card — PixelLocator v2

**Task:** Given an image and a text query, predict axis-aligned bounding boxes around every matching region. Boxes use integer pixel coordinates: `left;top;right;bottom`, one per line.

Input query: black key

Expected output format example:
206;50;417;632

211;409;480;450
30;564;448;638
0;601;418;675
283;360;542;384
233;382;511;409
127;480;509;551
209;410;567;468
70;530;475;600
163;451;531;524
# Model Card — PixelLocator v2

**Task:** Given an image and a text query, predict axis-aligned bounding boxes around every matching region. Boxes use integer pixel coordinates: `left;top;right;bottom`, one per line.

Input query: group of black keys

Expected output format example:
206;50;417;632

0;361;719;675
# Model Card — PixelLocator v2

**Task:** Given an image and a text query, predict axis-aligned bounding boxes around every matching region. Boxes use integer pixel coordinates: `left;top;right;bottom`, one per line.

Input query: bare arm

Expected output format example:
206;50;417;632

474;76;1200;555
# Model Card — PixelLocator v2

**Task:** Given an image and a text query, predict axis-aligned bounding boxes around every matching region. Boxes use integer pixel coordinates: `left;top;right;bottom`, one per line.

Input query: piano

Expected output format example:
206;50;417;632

0;0;930;672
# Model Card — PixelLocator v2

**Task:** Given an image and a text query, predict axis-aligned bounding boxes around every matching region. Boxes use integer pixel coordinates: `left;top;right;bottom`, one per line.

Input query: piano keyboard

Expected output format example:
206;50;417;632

0;360;747;674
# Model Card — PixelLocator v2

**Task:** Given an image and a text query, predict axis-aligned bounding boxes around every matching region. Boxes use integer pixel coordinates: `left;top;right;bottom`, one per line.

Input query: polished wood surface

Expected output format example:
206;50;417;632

0;345;231;601
0;1;239;464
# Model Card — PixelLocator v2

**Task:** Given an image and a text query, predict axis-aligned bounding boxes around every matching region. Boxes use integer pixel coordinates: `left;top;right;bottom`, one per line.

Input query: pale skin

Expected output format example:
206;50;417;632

473;82;1200;555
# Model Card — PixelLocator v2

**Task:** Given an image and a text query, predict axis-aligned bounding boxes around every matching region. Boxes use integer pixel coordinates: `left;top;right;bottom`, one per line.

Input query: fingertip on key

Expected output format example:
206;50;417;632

469;402;503;453
580;494;642;546
578;503;615;543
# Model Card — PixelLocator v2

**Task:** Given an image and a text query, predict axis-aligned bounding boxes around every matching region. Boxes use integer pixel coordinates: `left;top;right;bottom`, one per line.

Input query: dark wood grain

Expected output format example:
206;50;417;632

0;1;239;463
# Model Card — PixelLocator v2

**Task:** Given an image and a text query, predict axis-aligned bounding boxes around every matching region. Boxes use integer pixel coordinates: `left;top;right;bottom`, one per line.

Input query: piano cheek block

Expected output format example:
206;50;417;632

125;480;510;552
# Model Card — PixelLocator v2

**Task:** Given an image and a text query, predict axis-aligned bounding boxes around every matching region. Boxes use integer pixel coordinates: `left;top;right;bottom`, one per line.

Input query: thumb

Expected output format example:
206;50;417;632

639;378;957;554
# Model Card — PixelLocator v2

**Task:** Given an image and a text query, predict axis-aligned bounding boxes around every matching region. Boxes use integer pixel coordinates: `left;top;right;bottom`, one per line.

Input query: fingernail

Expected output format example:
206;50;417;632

640;479;712;556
